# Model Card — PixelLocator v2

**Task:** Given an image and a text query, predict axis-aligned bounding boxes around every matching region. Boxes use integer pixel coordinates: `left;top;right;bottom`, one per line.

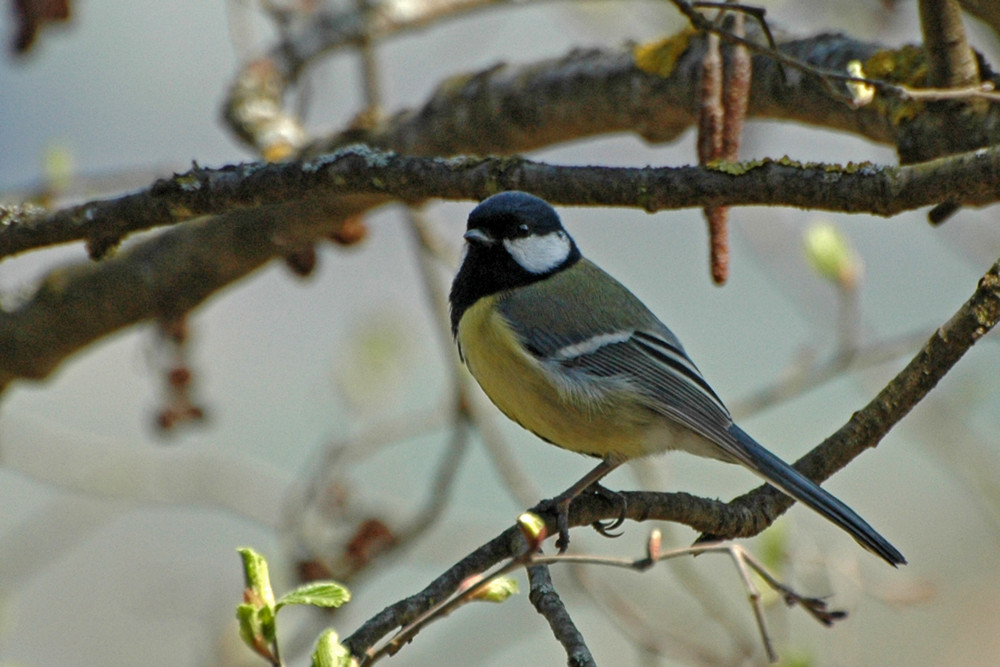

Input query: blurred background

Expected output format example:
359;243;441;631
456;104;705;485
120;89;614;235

2;0;1000;664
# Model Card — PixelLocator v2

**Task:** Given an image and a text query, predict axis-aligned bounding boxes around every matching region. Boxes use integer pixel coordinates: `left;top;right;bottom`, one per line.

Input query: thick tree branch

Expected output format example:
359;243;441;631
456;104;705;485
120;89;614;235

6;143;1000;262
300;31;1000;165
0;199;349;388
4;145;1000;390
303;33;903;158
230;6;1000;161
343;525;526;656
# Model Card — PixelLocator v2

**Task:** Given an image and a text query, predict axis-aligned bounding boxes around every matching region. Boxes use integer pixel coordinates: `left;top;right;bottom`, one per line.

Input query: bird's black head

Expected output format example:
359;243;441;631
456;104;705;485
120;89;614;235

449;191;581;335
465;191;566;242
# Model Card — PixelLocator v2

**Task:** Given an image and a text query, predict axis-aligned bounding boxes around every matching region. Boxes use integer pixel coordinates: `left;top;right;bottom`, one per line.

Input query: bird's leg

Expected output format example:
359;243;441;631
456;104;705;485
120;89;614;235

539;459;623;552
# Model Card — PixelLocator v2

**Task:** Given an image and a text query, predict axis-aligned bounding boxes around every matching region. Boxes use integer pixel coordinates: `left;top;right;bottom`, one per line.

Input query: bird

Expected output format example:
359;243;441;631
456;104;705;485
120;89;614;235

448;190;905;566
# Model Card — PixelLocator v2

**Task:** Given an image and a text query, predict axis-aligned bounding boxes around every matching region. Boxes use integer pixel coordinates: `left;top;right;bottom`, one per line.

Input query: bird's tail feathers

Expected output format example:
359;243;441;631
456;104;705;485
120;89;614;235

728;425;906;566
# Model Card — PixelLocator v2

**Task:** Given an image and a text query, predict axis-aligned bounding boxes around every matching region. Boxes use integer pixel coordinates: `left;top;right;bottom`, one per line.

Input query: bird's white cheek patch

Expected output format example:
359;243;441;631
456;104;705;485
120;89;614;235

504;232;571;274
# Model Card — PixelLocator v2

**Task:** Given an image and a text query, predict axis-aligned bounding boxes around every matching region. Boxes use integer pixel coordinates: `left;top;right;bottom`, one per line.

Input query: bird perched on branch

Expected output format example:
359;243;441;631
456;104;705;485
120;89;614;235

449;190;904;566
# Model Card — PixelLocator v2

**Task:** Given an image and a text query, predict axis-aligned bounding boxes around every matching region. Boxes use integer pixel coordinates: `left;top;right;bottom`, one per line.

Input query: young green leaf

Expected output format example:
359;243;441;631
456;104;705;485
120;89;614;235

236;603;262;648
237;546;276;608
311;629;355;667
277;581;352;611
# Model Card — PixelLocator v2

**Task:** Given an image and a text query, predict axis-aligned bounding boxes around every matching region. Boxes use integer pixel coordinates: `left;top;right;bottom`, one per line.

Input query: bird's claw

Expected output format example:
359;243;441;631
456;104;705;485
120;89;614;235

535;482;628;552
590;483;627;538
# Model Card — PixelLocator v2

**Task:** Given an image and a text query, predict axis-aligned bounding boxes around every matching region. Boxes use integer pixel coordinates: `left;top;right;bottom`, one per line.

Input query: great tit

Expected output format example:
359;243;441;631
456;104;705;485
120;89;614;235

449;191;905;566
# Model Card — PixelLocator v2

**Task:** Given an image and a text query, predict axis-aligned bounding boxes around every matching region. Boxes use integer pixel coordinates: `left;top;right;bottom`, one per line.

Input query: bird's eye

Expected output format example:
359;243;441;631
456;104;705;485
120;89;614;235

518;223;530;234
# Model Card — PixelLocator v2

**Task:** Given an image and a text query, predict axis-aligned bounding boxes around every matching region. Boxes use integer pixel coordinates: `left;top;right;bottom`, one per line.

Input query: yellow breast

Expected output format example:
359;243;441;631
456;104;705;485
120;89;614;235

456;296;670;461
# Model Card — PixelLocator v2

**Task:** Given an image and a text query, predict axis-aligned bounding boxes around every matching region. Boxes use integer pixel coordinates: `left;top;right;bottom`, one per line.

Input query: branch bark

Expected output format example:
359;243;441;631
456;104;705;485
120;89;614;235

7;143;1000;262
294;31;1000;163
229;8;1000;161
0;199;345;388
302;33;904;158
920;0;980;88
527;563;596;667
223;0;1000;157
5;144;1000;390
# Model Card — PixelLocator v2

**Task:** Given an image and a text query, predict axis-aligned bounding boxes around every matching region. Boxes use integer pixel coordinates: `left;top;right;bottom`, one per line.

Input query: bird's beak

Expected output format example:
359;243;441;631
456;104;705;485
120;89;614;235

463;228;496;246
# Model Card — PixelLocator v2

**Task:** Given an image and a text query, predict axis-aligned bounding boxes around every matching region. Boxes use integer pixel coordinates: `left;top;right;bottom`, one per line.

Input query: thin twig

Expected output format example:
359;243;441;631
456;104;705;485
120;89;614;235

568;555;751;663
362;536;534;663
722;547;776;661
897;81;1000;101
528;562;597;667
532;539;845;662
735;551;847;626
366;524;838;665
691;1;778;54
668;0;857;102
